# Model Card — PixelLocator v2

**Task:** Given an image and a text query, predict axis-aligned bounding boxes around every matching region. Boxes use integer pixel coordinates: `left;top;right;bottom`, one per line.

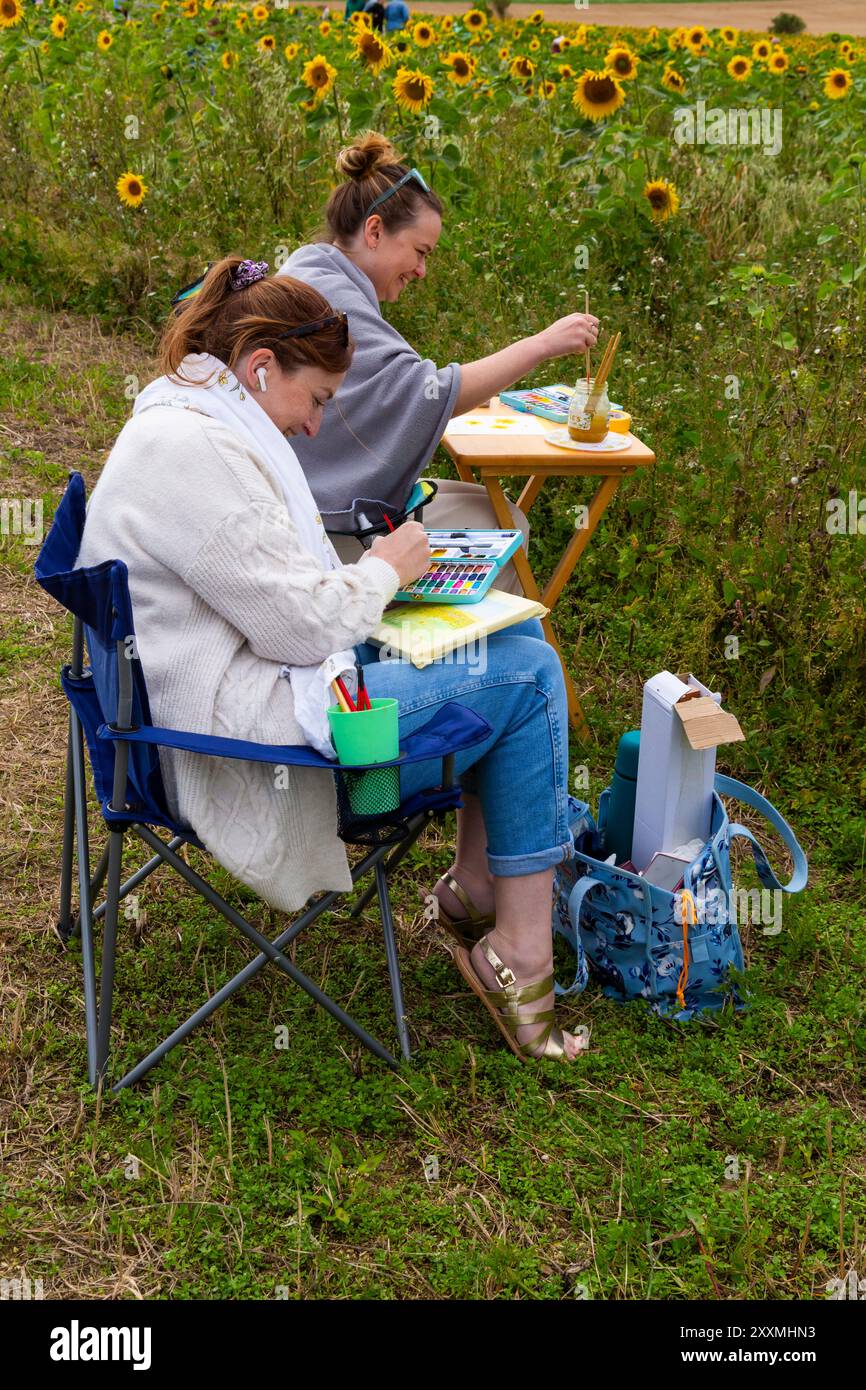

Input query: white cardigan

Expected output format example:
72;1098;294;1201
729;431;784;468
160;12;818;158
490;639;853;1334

76;403;401;911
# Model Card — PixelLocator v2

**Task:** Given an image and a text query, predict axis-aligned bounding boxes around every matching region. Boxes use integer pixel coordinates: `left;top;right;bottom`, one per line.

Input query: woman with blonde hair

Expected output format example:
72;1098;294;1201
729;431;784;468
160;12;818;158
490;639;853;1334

75;256;588;1064
278;132;599;584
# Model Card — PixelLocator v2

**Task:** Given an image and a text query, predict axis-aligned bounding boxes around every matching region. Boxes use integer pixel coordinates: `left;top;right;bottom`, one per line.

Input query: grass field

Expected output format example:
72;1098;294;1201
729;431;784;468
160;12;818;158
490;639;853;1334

1;5;865;1300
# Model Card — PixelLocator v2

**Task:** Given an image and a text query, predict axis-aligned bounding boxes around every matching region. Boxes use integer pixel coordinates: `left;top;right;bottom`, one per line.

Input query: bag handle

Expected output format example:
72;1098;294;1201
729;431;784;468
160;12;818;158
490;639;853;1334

555;875;610;997
714;774;808;895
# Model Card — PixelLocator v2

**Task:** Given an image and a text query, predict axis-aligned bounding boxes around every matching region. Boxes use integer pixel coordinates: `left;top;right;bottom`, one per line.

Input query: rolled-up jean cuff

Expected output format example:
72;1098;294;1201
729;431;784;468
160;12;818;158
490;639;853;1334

487;833;575;878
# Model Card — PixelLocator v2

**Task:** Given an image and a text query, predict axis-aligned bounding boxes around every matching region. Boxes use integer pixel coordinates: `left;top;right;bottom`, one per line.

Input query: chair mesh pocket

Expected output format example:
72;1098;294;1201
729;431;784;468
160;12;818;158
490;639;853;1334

333;766;410;846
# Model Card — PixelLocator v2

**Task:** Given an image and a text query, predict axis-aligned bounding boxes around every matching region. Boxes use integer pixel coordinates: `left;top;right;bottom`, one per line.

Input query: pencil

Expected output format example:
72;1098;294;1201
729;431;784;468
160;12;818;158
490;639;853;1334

335;675;357;712
584;290;592;387
331;678;351;714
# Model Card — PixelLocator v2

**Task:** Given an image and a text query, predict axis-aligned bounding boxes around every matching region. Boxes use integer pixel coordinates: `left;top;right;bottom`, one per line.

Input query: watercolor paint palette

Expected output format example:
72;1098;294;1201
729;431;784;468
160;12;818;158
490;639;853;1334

393;529;523;604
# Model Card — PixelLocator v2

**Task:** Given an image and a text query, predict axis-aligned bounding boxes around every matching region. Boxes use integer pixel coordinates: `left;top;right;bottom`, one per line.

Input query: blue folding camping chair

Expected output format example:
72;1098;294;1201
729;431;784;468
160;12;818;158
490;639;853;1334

35;473;491;1092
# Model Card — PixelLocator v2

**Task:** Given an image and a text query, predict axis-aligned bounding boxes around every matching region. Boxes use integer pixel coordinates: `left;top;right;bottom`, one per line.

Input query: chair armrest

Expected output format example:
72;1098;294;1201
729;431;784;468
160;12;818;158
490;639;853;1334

96;702;491;772
96;722;335;769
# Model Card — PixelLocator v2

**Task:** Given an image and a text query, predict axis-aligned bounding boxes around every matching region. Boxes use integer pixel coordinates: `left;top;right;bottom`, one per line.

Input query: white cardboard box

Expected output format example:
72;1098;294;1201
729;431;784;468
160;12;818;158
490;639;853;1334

631;672;744;872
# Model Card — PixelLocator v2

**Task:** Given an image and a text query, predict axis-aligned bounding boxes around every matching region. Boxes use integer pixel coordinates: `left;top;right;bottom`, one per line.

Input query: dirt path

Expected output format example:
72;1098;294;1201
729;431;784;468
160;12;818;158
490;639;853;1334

315;2;866;37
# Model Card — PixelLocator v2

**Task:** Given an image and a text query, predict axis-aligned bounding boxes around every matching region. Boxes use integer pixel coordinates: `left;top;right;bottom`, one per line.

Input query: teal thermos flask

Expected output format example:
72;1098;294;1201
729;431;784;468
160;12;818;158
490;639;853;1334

604;730;641;864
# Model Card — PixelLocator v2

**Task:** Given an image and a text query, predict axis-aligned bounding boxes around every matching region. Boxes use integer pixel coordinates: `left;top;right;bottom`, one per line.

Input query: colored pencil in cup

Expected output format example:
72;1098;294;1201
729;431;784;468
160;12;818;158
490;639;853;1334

331;678;351;714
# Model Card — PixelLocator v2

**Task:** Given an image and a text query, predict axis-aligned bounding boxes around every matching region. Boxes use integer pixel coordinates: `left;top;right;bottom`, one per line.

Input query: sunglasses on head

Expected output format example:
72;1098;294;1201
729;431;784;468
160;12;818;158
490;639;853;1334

276;312;349;348
363;168;430;220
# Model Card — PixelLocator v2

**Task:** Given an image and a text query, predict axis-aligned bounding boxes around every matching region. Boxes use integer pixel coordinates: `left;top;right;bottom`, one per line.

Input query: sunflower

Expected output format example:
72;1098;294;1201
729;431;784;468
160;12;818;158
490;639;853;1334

235;15;248;31
769;50;789;73
537;78;556;100
605;45;639;80
319;20;330;37
508;55;534;80
840;40;853;55
441;15;454;32
74;1;86;10
684;25;709;54
643;178;679;222
463;8;485;30
252;3;267;19
302;53;337;95
0;0;24;27
528;37;540;53
720;26;738;47
116;172;147;209
181;0;198;16
257;33;275;52
557;62;574;80
50;13;67;36
392;65;434;112
573;68;625;122
662;66;685;94
97;28;112;50
752;40;771;62
824;67;852;98
528;8;544;23
413;21;434;47
283;41;299;60
444;50;474;84
559;37;571;50
352;28;393;77
221;50;237;69
727;55;752;81
498;45;509;61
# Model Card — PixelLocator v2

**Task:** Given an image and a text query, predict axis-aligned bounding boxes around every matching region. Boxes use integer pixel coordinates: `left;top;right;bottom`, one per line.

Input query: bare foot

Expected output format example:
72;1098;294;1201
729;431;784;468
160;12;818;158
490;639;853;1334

432;864;495;923
469;928;588;1062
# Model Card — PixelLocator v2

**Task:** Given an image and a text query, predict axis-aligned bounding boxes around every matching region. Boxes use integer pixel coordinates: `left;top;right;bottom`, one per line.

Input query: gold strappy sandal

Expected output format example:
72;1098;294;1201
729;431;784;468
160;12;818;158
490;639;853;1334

453;936;588;1064
426;872;495;952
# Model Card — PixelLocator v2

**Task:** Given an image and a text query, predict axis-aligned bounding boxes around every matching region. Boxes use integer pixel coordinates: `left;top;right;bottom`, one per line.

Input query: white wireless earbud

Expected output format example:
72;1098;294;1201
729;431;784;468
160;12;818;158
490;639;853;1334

256;367;268;393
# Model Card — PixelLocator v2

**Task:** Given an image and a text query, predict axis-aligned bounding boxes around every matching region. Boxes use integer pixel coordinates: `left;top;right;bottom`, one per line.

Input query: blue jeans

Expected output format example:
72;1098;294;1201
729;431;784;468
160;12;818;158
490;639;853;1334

356;618;574;877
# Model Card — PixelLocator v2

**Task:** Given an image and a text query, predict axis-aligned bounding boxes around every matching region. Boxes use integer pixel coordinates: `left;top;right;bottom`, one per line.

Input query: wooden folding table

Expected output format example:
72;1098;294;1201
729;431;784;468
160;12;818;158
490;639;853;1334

441;397;656;740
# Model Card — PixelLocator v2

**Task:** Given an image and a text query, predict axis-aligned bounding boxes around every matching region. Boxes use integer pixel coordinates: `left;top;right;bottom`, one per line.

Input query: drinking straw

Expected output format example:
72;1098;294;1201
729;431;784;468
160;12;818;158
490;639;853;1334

335;675;357;712
331;678;351;714
584;290;592;388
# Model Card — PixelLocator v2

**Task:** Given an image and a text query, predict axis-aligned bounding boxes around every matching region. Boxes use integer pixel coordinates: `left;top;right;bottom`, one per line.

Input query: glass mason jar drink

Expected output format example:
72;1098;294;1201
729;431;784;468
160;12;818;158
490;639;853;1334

567;377;611;443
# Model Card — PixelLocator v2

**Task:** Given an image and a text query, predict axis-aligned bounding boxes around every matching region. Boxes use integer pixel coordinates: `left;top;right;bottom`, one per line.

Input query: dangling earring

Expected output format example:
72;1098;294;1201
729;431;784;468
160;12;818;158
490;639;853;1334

256;367;268;393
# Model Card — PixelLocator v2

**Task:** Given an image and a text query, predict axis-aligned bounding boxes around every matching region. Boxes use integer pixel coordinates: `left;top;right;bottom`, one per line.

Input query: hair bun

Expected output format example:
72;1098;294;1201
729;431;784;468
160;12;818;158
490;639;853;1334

336;132;399;181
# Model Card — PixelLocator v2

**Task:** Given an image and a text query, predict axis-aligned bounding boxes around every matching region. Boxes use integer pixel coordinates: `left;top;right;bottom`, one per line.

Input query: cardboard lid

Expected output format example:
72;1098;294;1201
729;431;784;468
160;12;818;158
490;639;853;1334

673;696;745;750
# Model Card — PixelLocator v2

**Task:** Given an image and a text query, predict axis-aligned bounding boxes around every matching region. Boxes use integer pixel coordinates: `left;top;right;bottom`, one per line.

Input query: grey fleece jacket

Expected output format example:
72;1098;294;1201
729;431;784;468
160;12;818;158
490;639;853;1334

277;242;461;526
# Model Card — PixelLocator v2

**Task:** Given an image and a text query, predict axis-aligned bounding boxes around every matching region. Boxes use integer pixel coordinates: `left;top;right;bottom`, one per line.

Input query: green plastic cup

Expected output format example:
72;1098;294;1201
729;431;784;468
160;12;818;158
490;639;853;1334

327;697;400;817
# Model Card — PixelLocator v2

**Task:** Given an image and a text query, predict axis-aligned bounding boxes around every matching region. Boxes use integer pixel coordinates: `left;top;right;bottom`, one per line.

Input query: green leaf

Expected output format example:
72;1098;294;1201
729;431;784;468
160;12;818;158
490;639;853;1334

440;142;462;169
817;224;840;244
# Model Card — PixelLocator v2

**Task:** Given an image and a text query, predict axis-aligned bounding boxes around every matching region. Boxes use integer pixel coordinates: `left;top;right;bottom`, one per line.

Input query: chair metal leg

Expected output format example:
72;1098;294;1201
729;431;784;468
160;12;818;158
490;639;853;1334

349;814;427;918
110;826;401;1090
69;704;99;1087
95;828;124;1081
376;860;412;1062
69;840;110;943
92;836;186;923
56;711;77;943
